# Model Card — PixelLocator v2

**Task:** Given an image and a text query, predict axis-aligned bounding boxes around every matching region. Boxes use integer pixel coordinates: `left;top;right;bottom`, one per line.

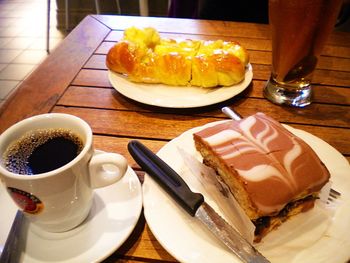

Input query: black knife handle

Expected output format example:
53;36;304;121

128;140;204;216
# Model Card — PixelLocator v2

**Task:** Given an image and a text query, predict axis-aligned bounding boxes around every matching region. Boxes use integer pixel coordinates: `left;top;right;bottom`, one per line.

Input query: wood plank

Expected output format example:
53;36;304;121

52;106;350;156
104;32;350;58
94;15;271;39
93;135;165;167
104;31;124;42
94;15;350;46
107;215;177;262
58;86;119;108
312;68;350;86
99;211;177;262
251;64;350;86
120;223;177;261
58;82;350;109
96;41;116;54
290;124;350;156
72;69;111;87
58;86;350;128
248;51;350;72
84;55;107;70
0;16;111;133
248;81;350;105
328;30;350;47
52;106;219;140
322;45;350;59
226;98;350;130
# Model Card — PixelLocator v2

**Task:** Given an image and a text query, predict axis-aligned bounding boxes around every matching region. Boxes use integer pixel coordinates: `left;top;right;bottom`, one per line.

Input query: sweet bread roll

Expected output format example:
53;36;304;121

106;27;249;88
191;40;246;87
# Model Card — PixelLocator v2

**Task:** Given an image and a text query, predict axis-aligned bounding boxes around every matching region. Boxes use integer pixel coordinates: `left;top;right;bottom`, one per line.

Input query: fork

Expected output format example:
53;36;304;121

220;106;342;203
328;188;341;203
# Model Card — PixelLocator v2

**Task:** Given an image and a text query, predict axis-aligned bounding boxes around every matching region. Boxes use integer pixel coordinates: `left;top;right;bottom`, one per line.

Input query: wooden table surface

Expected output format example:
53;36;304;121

0;15;349;262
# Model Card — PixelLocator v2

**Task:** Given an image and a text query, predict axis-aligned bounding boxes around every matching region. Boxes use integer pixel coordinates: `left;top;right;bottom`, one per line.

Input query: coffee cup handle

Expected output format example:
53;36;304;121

89;152;128;188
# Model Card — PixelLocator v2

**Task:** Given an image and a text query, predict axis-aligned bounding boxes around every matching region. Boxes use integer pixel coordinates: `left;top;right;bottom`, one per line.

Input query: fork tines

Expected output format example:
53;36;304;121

330;188;341;198
327;188;341;203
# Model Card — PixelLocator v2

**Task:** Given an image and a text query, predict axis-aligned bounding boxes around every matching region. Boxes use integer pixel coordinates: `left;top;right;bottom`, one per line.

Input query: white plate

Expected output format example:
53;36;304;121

0;163;142;262
142;121;350;263
108;64;253;108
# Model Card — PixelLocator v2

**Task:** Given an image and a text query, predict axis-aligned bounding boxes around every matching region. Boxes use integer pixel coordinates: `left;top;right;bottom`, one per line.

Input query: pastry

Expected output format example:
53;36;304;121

193;113;330;241
106;27;249;87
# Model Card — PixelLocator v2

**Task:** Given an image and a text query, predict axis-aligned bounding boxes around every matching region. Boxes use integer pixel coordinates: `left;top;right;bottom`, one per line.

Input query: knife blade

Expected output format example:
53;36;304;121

0;210;24;263
128;140;270;263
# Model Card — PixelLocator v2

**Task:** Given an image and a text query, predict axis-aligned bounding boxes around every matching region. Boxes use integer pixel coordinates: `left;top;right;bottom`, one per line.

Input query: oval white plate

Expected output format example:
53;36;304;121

142;121;350;263
0;161;142;262
108;64;253;108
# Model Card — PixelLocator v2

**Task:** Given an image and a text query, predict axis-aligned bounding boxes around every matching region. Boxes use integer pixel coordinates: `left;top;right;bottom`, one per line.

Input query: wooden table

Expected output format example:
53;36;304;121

0;15;349;262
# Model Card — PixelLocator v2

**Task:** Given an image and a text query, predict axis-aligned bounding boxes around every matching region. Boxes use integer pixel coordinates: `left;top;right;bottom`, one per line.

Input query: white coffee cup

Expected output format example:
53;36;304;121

0;113;128;232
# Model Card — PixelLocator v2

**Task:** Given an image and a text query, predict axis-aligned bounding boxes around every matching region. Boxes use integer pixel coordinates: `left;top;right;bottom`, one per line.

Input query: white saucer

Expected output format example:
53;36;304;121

0;165;142;262
108;64;253;108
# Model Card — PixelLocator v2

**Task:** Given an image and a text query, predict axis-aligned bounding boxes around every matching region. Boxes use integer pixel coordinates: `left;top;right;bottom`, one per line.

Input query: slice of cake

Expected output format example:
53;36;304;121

193;112;330;242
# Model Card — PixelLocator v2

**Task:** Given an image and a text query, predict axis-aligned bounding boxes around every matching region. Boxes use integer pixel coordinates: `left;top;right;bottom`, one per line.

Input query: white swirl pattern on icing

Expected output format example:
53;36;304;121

258;113;329;190
197;112;330;215
240;116;300;190
202;114;309;213
204;115;296;188
236;164;282;182
240;116;278;155
205;130;241;146
282;139;301;187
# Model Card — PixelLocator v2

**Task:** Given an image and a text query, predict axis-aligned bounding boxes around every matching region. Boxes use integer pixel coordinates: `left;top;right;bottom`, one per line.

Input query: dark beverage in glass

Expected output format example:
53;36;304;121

264;0;343;107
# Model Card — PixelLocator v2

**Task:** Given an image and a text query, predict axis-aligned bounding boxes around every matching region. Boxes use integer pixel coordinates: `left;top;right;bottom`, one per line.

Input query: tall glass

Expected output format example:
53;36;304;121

264;0;343;107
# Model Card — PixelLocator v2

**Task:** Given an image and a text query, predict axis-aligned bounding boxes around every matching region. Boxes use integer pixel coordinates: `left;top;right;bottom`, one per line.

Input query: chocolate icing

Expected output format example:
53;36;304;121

194;113;330;215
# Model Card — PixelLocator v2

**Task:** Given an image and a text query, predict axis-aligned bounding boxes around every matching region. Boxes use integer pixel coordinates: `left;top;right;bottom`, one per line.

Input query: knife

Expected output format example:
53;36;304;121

128;140;270;263
221;106;242;121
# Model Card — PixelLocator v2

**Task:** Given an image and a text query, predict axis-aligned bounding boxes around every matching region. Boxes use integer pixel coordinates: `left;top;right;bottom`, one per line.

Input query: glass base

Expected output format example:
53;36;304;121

263;77;312;107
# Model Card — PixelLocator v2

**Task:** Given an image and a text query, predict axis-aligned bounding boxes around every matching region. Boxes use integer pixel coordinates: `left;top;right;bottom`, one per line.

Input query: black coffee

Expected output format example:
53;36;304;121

3;128;84;175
